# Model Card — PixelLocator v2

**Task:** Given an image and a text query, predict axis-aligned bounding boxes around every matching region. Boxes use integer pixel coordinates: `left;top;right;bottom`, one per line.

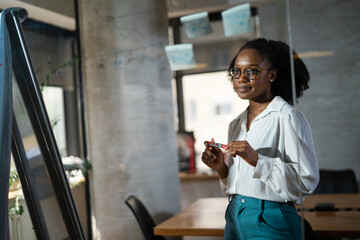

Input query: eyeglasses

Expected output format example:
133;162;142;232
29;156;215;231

230;67;272;81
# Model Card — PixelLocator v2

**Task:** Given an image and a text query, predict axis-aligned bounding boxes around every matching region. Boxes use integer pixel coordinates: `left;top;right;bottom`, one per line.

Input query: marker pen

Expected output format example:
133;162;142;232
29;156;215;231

209;142;227;149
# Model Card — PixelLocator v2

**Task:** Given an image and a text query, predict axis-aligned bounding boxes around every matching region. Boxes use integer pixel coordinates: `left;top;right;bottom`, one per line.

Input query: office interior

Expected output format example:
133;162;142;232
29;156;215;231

2;0;360;239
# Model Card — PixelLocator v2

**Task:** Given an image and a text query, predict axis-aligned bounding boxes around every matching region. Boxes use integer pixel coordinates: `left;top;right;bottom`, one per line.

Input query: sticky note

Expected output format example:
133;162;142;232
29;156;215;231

165;44;197;71
221;3;252;36
180;11;213;38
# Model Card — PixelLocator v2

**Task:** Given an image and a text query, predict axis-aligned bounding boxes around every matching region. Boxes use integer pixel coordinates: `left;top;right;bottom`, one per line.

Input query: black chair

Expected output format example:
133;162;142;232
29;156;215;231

314;169;359;194
124;195;166;240
303;218;317;240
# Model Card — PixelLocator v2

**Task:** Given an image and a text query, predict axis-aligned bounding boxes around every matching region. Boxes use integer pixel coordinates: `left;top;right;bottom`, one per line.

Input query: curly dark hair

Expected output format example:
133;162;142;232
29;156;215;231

228;38;310;105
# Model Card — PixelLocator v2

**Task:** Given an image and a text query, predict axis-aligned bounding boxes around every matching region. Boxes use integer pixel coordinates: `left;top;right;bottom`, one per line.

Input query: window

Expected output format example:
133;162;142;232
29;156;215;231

42;86;66;155
170;10;258;172
213;96;232;116
182;71;248;171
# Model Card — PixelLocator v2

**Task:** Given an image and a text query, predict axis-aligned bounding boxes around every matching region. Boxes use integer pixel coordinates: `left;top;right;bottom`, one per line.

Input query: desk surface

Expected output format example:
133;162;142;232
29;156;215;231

154;196;360;237
179;172;218;181
302;211;360;238
300;193;360;210
154;198;226;236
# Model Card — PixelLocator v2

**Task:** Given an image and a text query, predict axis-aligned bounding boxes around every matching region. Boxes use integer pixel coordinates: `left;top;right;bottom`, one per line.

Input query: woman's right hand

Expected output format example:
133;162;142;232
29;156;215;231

201;138;228;178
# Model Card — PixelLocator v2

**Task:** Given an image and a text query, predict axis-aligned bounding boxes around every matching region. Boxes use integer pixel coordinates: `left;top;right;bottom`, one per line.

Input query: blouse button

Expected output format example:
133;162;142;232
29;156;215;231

241;198;246;203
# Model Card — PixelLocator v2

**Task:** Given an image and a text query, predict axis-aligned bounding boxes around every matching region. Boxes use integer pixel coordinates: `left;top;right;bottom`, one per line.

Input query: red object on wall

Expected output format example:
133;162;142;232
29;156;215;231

177;131;196;173
186;134;196;173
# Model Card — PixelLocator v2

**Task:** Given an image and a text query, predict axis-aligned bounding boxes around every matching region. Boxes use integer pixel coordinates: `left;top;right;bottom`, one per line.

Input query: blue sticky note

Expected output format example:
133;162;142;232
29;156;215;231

180;12;213;38
222;3;252;36
165;44;197;71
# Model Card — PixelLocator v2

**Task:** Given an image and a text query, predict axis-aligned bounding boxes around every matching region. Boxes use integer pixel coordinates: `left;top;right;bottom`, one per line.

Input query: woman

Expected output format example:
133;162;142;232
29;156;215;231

201;38;319;240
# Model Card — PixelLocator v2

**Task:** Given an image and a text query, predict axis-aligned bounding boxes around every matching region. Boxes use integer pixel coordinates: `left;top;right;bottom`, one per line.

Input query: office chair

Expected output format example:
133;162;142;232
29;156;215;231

124;195;166;240
303;218;317;240
314;169;359;194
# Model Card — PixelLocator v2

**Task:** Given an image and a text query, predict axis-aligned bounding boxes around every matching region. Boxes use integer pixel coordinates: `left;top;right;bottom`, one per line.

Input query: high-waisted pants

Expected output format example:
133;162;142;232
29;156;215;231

224;195;302;240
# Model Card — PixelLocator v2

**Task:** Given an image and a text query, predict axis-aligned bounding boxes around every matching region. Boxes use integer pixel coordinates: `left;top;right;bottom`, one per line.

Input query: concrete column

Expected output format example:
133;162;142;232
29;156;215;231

78;1;181;239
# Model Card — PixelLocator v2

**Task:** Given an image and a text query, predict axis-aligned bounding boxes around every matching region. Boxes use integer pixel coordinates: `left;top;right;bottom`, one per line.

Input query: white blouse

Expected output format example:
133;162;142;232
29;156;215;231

220;96;319;205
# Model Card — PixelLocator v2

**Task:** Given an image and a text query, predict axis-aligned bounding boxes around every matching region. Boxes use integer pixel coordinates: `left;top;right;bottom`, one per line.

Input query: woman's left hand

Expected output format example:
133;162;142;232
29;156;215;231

225;141;258;167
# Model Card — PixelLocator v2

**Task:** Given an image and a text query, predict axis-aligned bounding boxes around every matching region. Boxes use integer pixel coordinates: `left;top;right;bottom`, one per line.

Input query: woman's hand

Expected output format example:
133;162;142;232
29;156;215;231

225;141;258;167
201;138;228;179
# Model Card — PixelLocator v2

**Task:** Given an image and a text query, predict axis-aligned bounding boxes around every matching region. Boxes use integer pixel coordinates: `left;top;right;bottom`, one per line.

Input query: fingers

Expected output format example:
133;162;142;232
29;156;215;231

204;140;211;147
228;150;243;158
202;139;218;163
201;150;216;162
204;139;220;152
226;141;249;157
226;140;249;148
225;141;258;166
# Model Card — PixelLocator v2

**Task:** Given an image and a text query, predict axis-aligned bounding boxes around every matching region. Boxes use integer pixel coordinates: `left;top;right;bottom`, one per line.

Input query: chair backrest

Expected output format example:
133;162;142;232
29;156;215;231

303;218;316;240
124;195;166;240
314;169;359;194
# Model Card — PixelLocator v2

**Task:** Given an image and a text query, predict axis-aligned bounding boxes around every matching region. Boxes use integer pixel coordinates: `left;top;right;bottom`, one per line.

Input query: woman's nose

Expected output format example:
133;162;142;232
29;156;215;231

236;73;249;83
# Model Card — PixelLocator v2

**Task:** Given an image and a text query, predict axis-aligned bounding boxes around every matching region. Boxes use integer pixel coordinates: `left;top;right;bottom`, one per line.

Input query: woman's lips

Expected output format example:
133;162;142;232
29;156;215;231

237;86;251;93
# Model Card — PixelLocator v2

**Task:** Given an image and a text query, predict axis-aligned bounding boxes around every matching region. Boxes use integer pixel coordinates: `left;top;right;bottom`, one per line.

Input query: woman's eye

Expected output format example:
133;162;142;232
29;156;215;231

247;68;258;74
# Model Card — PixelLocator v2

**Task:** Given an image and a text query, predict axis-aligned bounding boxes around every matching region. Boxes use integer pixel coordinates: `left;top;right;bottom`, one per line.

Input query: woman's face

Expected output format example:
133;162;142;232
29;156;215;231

232;49;276;103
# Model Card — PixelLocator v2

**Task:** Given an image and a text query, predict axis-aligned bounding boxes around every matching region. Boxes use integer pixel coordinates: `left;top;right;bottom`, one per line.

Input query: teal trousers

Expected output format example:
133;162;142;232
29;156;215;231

224;195;302;240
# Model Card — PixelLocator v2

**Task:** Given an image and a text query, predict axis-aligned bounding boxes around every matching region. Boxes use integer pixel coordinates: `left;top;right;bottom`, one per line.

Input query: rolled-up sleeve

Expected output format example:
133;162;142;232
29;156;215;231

219;177;228;195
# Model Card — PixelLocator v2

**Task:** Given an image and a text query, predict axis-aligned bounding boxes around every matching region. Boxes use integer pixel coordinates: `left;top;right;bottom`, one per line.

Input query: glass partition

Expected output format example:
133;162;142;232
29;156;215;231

3;8;85;240
285;0;360;238
170;0;360;239
13;78;68;239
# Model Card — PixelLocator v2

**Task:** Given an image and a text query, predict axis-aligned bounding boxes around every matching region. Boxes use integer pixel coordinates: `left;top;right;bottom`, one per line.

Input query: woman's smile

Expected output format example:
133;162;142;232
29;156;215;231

236;85;252;93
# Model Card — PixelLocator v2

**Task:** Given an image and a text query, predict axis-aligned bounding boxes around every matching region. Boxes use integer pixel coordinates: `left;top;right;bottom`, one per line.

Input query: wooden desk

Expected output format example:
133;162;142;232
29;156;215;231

300;193;360;210
154;197;360;238
179;172;219;181
154;198;226;236
302;211;360;238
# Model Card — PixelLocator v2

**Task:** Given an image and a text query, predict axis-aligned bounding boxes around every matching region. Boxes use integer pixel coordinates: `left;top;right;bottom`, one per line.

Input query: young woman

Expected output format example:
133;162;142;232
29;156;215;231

201;38;319;240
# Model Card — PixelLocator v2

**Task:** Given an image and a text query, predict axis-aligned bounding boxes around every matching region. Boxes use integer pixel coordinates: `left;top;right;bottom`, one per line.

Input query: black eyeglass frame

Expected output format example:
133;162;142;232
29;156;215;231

230;67;273;81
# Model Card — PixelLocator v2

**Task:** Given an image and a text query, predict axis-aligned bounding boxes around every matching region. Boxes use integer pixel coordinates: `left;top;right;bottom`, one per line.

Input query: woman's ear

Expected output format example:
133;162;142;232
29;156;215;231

269;69;278;82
